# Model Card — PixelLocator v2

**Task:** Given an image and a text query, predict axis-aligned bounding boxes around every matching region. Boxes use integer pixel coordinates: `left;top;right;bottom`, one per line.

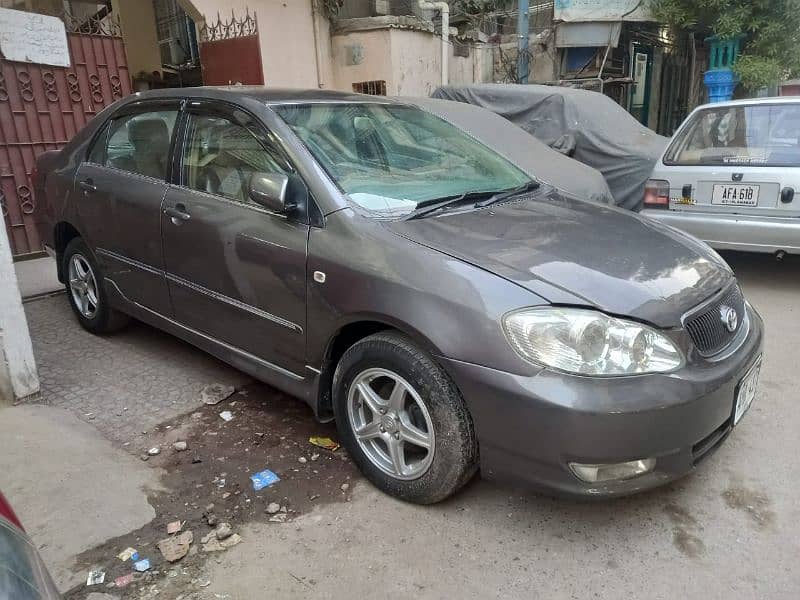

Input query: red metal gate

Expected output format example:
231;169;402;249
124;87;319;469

0;12;131;257
199;10;264;86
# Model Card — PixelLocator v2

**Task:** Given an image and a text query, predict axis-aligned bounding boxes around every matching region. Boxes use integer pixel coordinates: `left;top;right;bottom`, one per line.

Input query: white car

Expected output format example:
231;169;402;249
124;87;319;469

641;97;800;256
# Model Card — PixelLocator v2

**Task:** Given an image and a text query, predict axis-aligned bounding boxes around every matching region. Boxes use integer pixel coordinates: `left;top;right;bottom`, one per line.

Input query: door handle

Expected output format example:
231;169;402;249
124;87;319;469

165;204;191;223
78;179;96;194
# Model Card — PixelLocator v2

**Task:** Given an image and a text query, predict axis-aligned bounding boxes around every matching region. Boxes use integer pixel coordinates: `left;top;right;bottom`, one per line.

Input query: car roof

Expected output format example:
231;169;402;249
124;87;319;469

126;86;397;105
694;96;800;110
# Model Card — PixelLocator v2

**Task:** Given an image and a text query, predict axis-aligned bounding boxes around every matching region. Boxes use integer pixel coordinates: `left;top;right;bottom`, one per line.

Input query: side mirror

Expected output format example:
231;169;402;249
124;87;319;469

248;172;293;213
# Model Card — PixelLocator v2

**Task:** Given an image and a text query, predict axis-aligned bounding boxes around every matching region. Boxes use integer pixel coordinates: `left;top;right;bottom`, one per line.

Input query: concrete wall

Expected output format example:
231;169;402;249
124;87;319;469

112;0;163;78
185;0;331;87
0;225;39;406
332;26;490;96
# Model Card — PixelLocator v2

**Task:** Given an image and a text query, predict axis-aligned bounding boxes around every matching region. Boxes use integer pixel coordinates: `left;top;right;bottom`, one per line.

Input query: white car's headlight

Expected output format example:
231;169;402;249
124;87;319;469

503;307;683;376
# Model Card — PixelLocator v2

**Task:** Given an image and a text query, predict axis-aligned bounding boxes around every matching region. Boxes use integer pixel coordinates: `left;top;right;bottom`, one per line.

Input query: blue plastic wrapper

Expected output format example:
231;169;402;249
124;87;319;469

250;469;280;491
134;559;150;572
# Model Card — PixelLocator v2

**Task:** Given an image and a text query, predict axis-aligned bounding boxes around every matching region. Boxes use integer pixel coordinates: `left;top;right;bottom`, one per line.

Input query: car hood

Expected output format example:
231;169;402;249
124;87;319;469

385;189;733;328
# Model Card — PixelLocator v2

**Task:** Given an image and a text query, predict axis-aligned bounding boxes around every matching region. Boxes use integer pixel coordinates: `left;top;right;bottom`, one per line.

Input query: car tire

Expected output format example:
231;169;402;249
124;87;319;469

62;238;129;334
333;331;478;504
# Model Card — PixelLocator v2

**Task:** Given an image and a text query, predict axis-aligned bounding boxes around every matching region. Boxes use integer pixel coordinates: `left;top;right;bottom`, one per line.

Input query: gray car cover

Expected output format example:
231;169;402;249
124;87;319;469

404;97;614;206
431;84;669;210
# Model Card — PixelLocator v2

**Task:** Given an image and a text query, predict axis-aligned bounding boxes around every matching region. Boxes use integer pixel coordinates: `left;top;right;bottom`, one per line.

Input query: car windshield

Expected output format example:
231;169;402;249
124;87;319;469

274;103;531;217
664;103;800;167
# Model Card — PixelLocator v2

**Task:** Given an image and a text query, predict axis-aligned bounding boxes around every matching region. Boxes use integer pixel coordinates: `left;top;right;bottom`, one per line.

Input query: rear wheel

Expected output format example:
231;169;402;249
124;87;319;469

63;238;129;334
333;332;478;504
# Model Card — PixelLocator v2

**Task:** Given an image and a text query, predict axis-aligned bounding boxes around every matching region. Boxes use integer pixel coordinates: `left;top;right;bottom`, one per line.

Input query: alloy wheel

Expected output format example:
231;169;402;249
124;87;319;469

346;368;435;480
68;253;99;319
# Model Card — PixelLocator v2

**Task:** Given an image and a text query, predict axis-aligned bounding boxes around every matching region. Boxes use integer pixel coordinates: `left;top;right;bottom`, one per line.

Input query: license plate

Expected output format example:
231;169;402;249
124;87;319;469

712;184;760;206
734;357;761;425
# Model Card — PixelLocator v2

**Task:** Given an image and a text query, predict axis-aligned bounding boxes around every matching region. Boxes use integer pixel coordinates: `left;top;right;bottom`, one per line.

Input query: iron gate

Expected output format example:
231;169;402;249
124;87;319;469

199;9;263;86
0;11;131;257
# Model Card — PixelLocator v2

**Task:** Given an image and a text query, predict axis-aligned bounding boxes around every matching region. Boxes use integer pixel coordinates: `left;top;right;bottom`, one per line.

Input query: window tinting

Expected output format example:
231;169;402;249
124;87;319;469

182;113;288;204
104;110;178;180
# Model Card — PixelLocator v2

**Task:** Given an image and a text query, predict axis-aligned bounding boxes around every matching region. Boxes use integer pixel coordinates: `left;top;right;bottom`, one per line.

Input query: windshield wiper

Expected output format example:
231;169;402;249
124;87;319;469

404;189;501;220
474;180;541;208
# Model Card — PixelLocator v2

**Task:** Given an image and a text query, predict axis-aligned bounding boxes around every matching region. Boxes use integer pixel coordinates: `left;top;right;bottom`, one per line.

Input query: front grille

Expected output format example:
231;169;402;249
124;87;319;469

684;284;746;356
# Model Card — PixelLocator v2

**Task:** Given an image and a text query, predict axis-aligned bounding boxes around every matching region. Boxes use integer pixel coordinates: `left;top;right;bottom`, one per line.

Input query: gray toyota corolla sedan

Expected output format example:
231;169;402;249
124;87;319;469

35;88;763;503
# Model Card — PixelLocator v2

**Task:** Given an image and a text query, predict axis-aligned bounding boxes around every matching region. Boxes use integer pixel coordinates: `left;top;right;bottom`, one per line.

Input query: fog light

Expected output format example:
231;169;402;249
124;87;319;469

569;458;656;483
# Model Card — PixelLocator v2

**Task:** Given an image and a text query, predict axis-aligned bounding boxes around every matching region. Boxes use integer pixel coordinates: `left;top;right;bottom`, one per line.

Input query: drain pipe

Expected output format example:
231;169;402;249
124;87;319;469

419;1;449;86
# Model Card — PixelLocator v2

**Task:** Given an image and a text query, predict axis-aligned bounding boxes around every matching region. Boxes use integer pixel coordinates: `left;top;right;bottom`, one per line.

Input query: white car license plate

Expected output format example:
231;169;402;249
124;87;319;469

712;184;760;206
734;357;761;425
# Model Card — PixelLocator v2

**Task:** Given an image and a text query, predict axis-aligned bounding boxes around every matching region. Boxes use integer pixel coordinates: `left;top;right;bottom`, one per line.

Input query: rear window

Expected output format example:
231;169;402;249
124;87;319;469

664;103;800;167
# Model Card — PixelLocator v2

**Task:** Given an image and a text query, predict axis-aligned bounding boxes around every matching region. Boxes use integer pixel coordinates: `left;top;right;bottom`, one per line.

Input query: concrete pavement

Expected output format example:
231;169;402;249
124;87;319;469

3;250;799;599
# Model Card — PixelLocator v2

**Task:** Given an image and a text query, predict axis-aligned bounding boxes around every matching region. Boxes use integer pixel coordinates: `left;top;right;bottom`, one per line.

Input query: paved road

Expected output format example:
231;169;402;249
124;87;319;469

14;251;800;599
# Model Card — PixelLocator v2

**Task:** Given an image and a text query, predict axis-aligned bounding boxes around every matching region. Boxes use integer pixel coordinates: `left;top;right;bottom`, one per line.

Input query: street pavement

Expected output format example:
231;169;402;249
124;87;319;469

3;250;799;599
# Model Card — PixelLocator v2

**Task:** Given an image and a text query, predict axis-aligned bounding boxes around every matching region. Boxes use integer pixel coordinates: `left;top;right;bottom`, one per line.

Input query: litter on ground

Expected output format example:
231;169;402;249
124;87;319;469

86;569;105;586
309;436;340;451
250;469;280;491
117;547;137;561
219;410;234;422
134;558;151;572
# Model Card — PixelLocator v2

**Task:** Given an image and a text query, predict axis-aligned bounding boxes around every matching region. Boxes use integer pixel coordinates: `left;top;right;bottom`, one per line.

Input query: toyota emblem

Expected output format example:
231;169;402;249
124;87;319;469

720;305;738;332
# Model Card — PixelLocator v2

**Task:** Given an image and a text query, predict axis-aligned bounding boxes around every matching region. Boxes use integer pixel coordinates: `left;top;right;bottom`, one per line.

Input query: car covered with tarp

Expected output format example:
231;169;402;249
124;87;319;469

432;84;669;211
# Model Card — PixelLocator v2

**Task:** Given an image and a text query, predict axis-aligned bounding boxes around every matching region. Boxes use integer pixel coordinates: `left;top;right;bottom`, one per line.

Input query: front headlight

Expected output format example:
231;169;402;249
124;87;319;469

502;307;683;376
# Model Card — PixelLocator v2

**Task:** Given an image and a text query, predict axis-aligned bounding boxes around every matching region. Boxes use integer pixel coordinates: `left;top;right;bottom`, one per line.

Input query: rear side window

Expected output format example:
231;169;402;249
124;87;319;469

664;104;800;167
101;110;179;180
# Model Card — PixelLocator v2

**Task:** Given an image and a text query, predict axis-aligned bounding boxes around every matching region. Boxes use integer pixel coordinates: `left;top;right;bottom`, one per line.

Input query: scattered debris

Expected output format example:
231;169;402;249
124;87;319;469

213;476;226;488
222;492;231;499
265;502;281;514
219;410;234;422
117;547;137;562
341;483;350;492
157;530;194;563
113;573;134;588
133;559;151;572
215;523;233;541
310;453;320;461
298;456;308;464
147;447;161;456
309;436;340;452
86;568;105;586
172;441;188;452
140;455;150;462
166;520;183;534
201;529;242;552
192;455;202;464
201;383;235;405
250;469;280;491
268;513;288;523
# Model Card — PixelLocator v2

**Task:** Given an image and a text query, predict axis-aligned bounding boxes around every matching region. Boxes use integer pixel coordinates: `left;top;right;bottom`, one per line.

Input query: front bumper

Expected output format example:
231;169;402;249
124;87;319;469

439;304;764;498
640;209;800;254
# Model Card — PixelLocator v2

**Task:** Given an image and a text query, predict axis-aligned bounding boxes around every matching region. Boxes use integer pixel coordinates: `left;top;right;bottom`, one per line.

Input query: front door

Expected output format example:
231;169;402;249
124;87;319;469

74;101;180;315
161;101;309;376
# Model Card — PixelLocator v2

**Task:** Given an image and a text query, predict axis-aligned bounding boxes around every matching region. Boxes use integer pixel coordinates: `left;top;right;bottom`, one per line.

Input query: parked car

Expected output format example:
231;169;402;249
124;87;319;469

641;97;800;256
431;83;669;210
0;491;61;599
35;88;763;503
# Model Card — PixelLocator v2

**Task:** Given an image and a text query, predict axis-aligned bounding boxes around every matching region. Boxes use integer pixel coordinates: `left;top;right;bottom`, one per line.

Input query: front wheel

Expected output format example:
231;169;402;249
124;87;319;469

63;238;129;334
333;332;478;504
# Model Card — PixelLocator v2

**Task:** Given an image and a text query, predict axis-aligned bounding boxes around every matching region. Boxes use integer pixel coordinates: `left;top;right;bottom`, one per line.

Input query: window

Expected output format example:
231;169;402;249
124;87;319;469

352;81;387;96
274;103;530;218
104;110;178;180
182;112;289;204
664;103;800;167
87;123;109;164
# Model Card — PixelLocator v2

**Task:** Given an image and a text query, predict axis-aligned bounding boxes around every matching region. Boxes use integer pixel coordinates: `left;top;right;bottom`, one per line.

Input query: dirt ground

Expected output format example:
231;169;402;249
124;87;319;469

63;383;359;599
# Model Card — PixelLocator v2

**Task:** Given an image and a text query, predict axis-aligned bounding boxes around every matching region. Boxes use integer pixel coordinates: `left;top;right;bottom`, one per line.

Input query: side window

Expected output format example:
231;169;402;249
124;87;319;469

87;122;109;164
104;110;178;180
182;111;290;204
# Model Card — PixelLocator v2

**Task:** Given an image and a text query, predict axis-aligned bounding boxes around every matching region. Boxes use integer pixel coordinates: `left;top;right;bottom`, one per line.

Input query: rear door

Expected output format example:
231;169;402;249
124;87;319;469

75;100;181;314
657;102;800;218
161;100;310;376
